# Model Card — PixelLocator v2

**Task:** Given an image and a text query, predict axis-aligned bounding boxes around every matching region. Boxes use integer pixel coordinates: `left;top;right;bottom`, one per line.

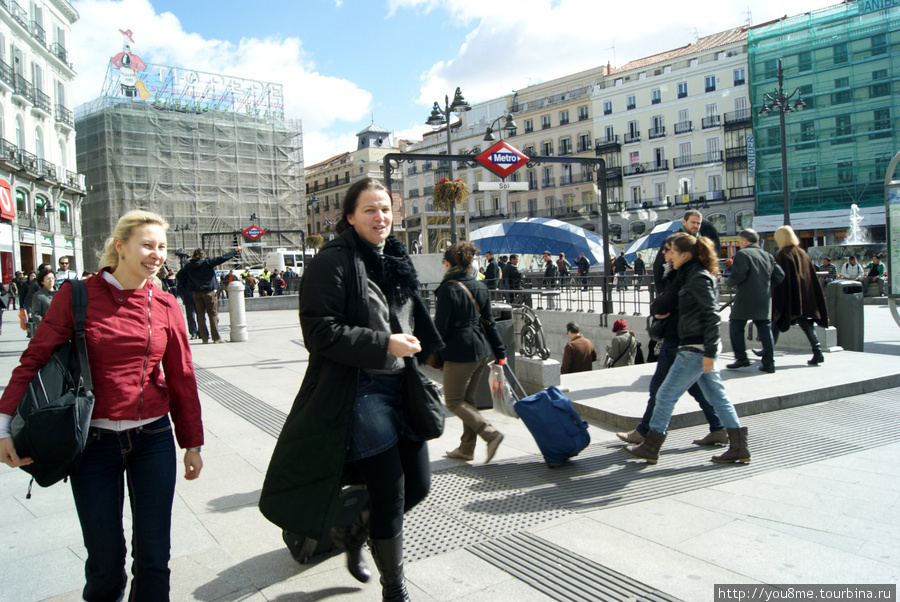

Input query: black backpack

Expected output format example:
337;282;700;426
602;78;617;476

10;279;94;490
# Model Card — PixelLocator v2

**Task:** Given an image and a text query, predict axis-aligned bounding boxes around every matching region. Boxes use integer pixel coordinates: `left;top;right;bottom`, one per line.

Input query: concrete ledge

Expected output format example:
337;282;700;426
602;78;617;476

220;295;299;312
560;350;900;430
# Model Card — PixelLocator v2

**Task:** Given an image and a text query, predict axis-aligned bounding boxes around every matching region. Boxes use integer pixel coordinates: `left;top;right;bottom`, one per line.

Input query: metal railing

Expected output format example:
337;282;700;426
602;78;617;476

648;126;666;139
50;42;68;64
673;151;722;169
13;73;34;103
624;132;641;144
0;59;13;89
701;115;721;129
674;121;693;135
55;103;74;127
34;89;51;114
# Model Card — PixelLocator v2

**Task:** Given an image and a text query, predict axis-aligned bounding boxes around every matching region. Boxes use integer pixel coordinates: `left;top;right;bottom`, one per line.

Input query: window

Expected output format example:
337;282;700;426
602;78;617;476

655;183;666;204
582;191;594;211
625;120;640;143
677;82;688;98
651;89;661;104
541;115;551;129
630;187;642;205
800;121;815;143
541;141;553;156
871;70;889;98
603;100;613;115
708;175;722;197
626;95;636;110
873;108;891;136
604;125;615;142
872;33;887;55
578;133;591;153
797;51;812;72
559;110;569;125
704;75;716;92
837;161;854;184
834;42;848;64
609;223;623;239
528;198;537;215
35;195;49;217
578;106;589;121
763;59;778;79
15;189;28;213
58;203;70;223
801;165;817;188
835;114;852;139
706;137;721;161
798;85;814;109
629;221;646;237
706;213;726;233
524;119;533;133
737;211;754;230
628;151;640;165
733;68;745;86
542;167;553;187
678;141;692;160
650;115;664;138
676;108;691;134
559;137;572;155
832;78;850;105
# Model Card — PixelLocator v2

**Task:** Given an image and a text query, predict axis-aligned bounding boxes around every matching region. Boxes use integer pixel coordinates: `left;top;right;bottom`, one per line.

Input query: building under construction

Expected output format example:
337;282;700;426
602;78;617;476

75;47;304;267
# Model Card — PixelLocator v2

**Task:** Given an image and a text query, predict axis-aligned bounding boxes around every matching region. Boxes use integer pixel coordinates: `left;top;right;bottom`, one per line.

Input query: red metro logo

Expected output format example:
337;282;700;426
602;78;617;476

475;141;529;178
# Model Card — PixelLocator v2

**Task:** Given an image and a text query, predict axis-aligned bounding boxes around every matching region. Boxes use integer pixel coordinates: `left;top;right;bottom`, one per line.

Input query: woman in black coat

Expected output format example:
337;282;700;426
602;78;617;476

259;178;442;601
434;242;507;463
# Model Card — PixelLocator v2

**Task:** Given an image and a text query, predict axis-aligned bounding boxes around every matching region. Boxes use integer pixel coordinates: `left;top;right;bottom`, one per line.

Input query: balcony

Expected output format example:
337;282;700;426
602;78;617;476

733;78;746;86
9;1;27;29
594;135;620;154
12;74;34;105
725;146;747;162
407;165;417;175
59;221;74;235
559;146;572;156
626;102;636;110
728;186;754;199
673;151;723;169
648;126;666;140
542;177;556;188
423;162;433;172
724;109;751;129
50;42;68;65
541;121;551;130
701;115;721;129
32;89;52;118
0;139;21;167
625;160;668;176
678;91;688;99
674;121;693;135
36;158;56;181
624;132;641;144
0;59;13;93
408;189;420;198
528;180;538;191
55;104;74;130
31;20;46;46
35;214;49;231
559;174;573;186
17;211;31;228
63;169;85;191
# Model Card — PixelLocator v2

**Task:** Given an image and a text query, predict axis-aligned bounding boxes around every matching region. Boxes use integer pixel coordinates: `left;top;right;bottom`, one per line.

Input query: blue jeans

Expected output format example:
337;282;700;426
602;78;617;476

730;319;774;368
616;271;627;290
649;351;741;435
70;416;177;602
637;340;723;436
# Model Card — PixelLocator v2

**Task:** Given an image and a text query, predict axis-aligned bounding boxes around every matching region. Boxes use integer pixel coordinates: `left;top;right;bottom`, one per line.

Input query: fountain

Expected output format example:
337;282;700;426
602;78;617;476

845;204;869;244
805;204;885;265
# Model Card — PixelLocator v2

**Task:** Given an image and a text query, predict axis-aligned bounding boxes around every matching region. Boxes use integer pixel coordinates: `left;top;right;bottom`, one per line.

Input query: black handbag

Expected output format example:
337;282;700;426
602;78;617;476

10;280;94;489
647;316;668;342
401;357;445;441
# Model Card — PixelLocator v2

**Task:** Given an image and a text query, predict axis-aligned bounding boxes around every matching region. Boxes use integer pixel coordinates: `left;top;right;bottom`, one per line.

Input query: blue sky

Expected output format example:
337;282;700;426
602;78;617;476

69;0;838;166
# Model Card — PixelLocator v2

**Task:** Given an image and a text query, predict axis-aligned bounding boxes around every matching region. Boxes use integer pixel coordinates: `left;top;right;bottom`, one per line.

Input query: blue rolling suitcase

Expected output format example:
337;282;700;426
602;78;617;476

504;365;590;467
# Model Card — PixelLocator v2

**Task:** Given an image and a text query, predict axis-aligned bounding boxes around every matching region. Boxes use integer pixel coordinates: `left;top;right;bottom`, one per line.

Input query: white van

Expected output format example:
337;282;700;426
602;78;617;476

265;248;314;275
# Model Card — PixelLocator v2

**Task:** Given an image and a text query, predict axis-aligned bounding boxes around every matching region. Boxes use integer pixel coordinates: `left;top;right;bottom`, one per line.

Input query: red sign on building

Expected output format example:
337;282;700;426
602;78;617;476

0;179;14;221
475;141;529;178
242;225;266;240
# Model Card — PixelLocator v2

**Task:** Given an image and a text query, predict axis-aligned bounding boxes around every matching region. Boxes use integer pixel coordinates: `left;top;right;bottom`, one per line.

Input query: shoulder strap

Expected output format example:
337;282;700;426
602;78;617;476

449;280;488;324
610;333;635;366
69;280;92;392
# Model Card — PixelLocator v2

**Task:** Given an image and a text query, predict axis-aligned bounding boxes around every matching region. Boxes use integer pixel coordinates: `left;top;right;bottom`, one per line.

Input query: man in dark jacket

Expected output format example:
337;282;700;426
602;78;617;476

561;322;596;374
483;251;500;290
614;252;630;291
633;252;646;290
175;264;200;339
576;253;590;290
542;251;558;288
726;229;784;373
502;254;524;302
183;245;241;343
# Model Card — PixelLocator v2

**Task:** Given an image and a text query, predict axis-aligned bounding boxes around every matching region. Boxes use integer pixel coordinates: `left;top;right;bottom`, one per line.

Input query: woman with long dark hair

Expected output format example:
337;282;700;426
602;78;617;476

1;210;204;601
623;232;749;465
434;241;507;463
260;177;442;601
30;267;56;330
771;225;829;366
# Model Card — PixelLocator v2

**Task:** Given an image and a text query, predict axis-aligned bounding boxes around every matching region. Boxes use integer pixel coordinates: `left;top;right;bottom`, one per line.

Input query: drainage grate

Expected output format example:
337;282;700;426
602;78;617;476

194;367;287;438
470;532;681;602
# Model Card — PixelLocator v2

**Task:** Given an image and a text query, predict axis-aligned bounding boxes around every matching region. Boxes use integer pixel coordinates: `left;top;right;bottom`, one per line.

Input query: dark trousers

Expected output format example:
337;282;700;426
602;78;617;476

193;290;220;342
637;340;724;436
352;436;430;540
730;318;775;368
70;416;176;602
181;294;198;336
773;317;820;350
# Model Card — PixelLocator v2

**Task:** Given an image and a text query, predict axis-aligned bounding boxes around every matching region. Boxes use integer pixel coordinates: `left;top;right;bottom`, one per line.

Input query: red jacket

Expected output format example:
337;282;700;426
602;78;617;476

0;270;203;448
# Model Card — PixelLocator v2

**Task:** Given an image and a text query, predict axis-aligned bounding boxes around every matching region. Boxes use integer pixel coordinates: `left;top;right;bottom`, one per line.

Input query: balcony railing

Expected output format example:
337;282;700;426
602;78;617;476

36;158;56;181
725;146;747;161
0;59;13;90
673;151;723;169
31;20;45;46
13;74;34;103
59;221;74;235
625;160;668;176
35;215;49;231
728;186;754;198
674;121;692;135
560;174;573;186
423;162;433;171
1;139;21;165
724;110;751;128
17;211;31;227
559;146;572;156
542;177;556;188
594;135;620;154
33;89;52;115
408;189;420;198
407;165;417;175
55;104;74;128
648;126;666;139
9;2;27;29
624;132;641;144
50;42;68;64
701;115;721;129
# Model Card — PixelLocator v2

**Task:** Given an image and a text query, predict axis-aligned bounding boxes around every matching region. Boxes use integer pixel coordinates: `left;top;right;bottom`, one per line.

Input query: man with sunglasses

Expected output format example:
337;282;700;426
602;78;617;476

56;257;79;286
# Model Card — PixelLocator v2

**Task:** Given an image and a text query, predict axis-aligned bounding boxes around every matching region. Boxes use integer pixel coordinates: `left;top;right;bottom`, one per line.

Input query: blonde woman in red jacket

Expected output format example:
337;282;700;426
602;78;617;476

0;210;203;602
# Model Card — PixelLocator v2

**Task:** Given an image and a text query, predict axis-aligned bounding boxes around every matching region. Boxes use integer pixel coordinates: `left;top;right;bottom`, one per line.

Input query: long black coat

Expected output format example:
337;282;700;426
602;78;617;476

772;245;829;333
727;243;784;321
258;230;442;537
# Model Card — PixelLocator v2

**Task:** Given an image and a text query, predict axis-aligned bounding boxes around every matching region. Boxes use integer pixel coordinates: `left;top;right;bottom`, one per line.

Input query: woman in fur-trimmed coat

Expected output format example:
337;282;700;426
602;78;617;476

259;178;442;601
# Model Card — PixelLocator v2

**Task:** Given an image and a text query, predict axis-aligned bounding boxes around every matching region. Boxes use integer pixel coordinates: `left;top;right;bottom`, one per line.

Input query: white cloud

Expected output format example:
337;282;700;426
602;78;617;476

71;0;372;164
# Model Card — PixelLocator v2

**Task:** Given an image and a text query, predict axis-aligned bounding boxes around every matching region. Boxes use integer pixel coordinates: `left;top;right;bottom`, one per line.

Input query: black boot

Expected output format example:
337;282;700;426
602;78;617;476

808;346;825;366
330;507;371;583
370;534;409;601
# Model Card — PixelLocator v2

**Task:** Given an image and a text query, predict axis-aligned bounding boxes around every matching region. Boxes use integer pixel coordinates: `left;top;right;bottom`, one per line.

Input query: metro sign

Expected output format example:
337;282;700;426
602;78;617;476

476;140;529;178
242;225;266;240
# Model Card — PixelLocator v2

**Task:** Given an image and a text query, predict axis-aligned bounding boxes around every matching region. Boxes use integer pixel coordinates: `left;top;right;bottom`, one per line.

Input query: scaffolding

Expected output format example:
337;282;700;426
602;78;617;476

74;97;305;269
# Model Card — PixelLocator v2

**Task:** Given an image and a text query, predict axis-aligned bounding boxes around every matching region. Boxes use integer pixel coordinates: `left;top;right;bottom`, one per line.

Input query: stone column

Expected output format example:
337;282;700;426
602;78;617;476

227;280;248;342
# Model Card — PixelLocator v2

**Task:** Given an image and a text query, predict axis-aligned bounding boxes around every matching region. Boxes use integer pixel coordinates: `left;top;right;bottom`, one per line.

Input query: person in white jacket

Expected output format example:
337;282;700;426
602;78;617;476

840;255;864;280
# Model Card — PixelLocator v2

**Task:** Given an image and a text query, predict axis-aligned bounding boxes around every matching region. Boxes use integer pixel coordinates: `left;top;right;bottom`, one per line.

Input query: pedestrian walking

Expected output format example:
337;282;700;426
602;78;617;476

259;178;443;601
623;232;750;465
614;252;630;291
483;251;500;291
576;253;590;290
606;318;638;367
0;209;204;601
29;268;56;330
182;244;241;344
561;322;596;374
434;241;507;463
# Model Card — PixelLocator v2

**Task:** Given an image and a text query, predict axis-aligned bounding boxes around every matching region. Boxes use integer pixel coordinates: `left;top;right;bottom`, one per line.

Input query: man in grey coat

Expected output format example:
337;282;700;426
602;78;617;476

726;229;784;373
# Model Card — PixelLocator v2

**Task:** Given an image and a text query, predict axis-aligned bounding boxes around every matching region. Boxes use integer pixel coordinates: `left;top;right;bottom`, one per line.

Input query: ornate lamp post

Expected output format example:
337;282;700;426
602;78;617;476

482;114;518;142
426;87;471;244
174;223;191;267
758;58;806;227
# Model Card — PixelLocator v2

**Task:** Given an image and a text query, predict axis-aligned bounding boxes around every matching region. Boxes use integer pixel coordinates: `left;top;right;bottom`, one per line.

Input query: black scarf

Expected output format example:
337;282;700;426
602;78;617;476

353;231;420;307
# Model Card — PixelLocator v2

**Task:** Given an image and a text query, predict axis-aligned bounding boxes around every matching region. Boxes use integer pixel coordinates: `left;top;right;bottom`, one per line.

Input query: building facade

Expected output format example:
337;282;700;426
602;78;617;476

0;0;85;280
748;1;899;243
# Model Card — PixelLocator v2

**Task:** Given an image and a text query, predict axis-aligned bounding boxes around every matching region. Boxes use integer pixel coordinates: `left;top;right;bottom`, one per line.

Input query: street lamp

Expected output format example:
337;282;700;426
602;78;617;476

426;87;471;244
483;114;518;142
758;58;806;227
174;223;191;267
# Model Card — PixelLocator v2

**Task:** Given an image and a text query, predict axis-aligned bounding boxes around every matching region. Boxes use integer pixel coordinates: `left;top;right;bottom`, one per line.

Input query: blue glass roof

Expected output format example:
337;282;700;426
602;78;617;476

470;218;618;266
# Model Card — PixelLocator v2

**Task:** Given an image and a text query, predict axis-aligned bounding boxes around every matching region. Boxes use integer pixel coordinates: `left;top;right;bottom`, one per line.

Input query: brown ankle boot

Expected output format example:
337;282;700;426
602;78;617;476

711;427;751;464
692;429;728;446
616;429;644;444
623;429;666;464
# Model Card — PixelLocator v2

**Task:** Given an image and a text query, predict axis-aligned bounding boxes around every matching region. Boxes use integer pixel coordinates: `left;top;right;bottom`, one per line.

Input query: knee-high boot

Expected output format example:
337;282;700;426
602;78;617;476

798;318;824;365
330;506;371;583
370;534;409;601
